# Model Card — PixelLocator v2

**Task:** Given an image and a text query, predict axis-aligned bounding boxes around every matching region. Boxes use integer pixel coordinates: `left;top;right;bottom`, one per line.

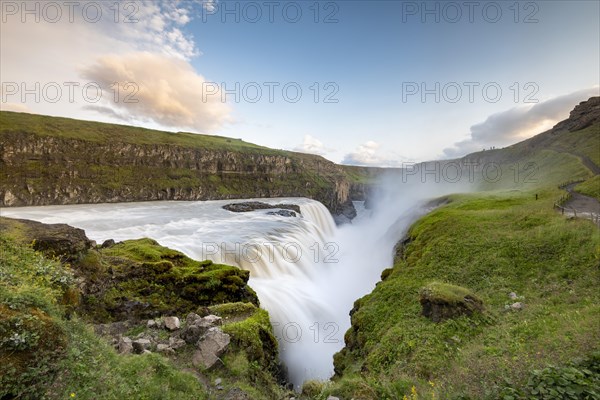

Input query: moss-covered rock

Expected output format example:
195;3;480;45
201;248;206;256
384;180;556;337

0;217;93;262
419;282;484;323
1;218;260;323
79;239;259;322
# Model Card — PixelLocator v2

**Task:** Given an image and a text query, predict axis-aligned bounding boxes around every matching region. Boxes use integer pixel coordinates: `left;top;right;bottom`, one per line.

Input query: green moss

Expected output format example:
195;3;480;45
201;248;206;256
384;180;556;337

220;304;278;365
420;282;481;305
74;239;259;322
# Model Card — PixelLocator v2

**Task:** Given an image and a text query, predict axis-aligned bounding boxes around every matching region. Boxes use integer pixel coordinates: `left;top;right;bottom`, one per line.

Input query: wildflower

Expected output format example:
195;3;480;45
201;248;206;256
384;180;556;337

429;380;435;387
70;393;75;398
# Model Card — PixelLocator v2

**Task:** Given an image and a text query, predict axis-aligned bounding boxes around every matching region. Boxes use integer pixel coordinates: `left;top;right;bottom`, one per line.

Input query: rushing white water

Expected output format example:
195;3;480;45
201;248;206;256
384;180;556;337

1;189;444;387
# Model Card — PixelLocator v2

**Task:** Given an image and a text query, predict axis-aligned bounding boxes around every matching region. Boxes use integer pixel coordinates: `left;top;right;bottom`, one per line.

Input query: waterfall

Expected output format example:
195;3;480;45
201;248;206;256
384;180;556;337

0;194;434;388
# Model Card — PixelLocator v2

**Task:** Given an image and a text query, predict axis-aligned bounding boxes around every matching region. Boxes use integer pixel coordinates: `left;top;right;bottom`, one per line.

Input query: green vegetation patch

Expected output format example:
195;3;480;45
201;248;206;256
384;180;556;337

330;188;600;399
79;238;259;321
575;175;600;201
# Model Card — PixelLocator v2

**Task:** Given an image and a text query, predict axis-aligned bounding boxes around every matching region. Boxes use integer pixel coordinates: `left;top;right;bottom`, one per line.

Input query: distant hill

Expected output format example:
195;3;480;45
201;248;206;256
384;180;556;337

1;97;598;213
461;96;599;189
0;111;356;217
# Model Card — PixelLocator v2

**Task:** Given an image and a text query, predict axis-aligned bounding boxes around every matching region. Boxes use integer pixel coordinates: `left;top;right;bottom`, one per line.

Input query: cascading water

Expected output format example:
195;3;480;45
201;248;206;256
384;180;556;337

1;189;445;387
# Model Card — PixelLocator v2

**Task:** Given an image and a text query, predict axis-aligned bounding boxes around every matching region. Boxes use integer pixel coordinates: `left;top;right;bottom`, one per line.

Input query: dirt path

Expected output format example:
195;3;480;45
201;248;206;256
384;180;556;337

560;183;600;225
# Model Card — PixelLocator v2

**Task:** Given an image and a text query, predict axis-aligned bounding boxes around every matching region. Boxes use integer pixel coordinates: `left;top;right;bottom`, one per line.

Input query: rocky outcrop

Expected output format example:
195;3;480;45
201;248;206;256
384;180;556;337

553;96;600;132
419;282;484;323
0;217;260;322
0;217;93;262
223;201;301;214
0;112;356;217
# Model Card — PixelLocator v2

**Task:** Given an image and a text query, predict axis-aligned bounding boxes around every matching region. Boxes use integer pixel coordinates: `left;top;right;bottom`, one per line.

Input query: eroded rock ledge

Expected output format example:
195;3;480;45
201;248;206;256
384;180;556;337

222;201;301;215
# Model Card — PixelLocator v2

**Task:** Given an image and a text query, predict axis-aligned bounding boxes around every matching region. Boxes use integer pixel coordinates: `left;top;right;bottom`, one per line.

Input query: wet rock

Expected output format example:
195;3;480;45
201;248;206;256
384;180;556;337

192;327;230;369
164;316;180;331
266;209;297;217
223;201;300;214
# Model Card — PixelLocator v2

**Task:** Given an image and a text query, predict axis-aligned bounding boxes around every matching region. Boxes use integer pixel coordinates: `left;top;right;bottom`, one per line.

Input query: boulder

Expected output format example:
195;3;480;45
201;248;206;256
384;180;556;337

223;201;301;214
186;312;203;326
420;282;484;323
4;218;93;261
156;343;173;353
192;327;230;369
168;336;186;350
101;239;115;248
203;314;222;326
181;314;222;344
164;316;180;331
118;336;133;354
132;338;152;353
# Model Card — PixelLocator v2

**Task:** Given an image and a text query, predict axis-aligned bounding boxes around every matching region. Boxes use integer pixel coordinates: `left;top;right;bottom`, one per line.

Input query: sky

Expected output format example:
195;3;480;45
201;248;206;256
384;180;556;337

1;0;599;166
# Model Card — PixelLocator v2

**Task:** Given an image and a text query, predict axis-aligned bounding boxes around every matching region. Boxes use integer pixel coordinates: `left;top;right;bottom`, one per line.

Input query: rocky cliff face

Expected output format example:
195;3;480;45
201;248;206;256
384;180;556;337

0;117;355;217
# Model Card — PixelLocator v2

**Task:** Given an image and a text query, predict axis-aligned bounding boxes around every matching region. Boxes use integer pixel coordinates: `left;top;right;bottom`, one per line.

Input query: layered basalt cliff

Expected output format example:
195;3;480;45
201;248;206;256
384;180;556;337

0;111;355;217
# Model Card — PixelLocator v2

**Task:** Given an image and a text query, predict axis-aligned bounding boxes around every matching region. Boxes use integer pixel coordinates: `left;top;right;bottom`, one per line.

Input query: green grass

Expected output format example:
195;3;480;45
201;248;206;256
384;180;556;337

328;188;600;399
0;111;279;154
0;235;210;400
575;175;600;201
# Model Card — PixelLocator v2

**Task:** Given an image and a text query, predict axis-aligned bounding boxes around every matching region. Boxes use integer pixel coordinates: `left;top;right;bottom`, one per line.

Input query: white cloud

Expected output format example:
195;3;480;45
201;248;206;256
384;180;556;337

293;135;330;155
81;52;231;132
0;1;230;132
443;87;599;158
342;141;406;167
0;103;32;113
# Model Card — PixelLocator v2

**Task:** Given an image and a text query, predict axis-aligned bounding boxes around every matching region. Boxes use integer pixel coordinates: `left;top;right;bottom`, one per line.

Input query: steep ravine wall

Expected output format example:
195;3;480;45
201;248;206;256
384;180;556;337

0;130;355;216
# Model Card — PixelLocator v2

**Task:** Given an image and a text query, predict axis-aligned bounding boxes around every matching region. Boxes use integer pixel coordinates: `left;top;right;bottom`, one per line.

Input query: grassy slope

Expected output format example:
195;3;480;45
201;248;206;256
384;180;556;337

0;111;354;213
0;111;280;154
0;234;209;400
323;124;600;399
0;226;288;399
575;175;600;201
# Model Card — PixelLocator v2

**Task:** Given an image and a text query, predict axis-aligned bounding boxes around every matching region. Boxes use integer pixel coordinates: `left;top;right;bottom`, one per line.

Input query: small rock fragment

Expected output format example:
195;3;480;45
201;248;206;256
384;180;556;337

164;316;181;331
